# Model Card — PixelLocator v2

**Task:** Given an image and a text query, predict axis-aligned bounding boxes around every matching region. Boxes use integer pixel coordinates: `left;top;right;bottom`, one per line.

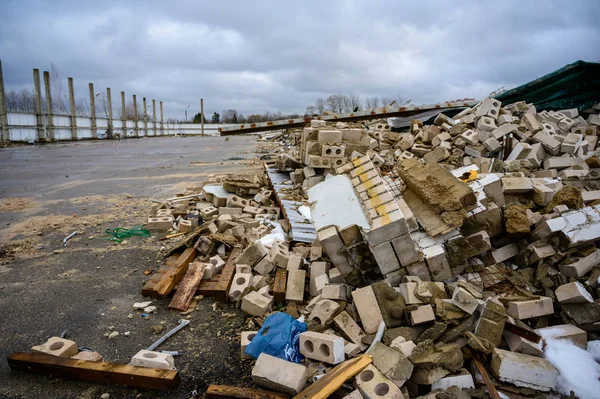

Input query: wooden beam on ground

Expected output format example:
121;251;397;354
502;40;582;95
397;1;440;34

292;354;372;399
272;268;287;303
213;247;242;301
473;353;502;399
153;247;197;298
218;100;476;136
141;254;181;296
7;352;180;390
168;262;205;311
206;384;289;399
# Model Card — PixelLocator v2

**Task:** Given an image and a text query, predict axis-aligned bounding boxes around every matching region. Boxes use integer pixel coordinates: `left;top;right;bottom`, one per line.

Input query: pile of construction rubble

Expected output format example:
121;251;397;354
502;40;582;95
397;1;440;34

29;99;600;397
161;98;600;398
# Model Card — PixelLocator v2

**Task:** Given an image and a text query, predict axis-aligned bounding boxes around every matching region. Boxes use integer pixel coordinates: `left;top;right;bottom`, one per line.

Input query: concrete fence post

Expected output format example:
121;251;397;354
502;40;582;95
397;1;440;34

33;69;45;142
201;98;204;136
43;71;54;141
152;99;157;137
0;60;8;142
68;77;78;140
89;83;97;139
160;101;164;136
133;94;139;137
106;87;113;138
121;91;126;137
143;97;148;136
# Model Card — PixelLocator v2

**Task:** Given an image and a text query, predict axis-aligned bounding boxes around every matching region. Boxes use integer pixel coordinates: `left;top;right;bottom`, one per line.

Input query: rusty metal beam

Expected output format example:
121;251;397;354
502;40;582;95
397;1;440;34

218;100;477;136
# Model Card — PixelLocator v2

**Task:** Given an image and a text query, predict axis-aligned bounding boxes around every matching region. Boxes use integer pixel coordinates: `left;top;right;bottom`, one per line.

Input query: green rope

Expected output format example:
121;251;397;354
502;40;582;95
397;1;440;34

104;225;151;242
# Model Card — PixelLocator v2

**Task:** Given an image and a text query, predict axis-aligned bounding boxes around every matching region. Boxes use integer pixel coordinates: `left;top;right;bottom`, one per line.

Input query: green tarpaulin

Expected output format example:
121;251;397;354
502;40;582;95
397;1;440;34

496;60;600;111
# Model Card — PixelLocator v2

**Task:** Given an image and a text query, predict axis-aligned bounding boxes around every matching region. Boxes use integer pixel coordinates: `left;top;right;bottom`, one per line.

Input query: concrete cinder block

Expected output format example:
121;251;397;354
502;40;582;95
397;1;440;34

535;324;587;348
130;350;175;370
299;331;345;364
491;348;557;391
229;273;253;301
236;242;268;267
355;365;404;399
352;286;385;334
363;216;409;248
241;331;258;359
269;240;290;268
317;226;349;266
371;241;401;274
253;256;275;276
146;216;174;230
32;337;78;358
241;291;273;317
318;129;343;145
329;267;344;284
308;299;340;326
370;342;414;385
252;353;308;395
506;297;554;320
391;234;419;266
555;281;593;304
321;284;350;302
422;245;452;282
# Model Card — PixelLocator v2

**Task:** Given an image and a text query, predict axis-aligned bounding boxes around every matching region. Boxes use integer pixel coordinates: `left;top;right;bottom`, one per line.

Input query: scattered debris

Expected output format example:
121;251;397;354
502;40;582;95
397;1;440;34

9;97;600;397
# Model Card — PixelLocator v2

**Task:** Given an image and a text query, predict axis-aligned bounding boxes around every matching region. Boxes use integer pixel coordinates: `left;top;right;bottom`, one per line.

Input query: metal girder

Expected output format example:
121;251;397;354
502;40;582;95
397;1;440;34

218;100;477;136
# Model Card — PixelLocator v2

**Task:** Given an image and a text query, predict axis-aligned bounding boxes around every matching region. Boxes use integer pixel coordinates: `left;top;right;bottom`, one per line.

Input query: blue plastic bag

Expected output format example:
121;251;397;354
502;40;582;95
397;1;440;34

245;312;307;363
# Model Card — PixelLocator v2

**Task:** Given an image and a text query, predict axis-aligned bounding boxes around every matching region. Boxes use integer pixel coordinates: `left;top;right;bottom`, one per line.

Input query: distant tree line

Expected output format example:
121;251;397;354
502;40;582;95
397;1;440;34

195;94;407;125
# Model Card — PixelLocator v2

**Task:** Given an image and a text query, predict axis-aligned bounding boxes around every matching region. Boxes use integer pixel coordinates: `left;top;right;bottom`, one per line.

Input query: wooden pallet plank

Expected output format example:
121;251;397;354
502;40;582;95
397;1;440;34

214;247;242;301
153;247;197;298
8;352;180;391
168;262;205;311
292;355;372;399
206;384;289;399
272;268;287;303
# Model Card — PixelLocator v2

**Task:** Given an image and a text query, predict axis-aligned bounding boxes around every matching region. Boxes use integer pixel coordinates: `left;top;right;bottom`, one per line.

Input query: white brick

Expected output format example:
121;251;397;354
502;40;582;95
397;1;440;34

555;281;593;304
241;291;273;317
506;297;554;320
410;305;435;325
491;348;557;391
352;286;385;334
371;241;401;274
431;369;475;391
252;353;308;395
130;350;175;370
355;365;404;399
299;331;345;365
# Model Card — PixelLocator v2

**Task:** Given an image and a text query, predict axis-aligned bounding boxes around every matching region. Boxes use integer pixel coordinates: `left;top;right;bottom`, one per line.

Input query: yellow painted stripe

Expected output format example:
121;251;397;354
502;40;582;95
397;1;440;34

359;172;371;183
362;180;374;190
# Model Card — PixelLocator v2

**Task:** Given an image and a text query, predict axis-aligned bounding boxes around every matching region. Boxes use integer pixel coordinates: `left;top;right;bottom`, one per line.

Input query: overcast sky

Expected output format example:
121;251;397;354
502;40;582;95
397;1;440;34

1;0;599;120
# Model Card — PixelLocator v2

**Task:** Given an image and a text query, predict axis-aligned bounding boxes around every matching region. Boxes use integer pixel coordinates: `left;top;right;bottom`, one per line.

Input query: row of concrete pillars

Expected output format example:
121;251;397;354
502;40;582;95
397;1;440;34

0;59;201;142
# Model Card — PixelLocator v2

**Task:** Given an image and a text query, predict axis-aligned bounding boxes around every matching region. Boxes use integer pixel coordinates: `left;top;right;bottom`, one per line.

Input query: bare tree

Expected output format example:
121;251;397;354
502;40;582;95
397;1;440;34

166;118;178;124
49;62;69;114
117;100;141;120
380;96;394;107
366;96;380;109
5;88;37;112
96;92;110;119
349;94;362;112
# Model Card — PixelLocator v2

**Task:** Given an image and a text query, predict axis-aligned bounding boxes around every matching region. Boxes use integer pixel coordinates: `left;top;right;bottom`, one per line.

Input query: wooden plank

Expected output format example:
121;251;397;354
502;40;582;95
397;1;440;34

213;247;242;301
292;355;372;399
272;268;287;303
206;384;289;399
141;254;182;297
473;353;502;399
504;321;542;343
168;262;205;311
7;352;180;391
197;280;219;296
159;232;186;241
153;247;197;298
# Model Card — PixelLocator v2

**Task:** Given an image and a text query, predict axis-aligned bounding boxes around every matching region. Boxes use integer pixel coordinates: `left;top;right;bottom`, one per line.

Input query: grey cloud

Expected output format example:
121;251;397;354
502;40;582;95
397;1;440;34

1;0;599;120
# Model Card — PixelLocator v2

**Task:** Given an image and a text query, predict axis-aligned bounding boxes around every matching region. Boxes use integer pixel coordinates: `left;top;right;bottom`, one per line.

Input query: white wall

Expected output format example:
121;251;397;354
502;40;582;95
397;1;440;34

5;111;233;142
